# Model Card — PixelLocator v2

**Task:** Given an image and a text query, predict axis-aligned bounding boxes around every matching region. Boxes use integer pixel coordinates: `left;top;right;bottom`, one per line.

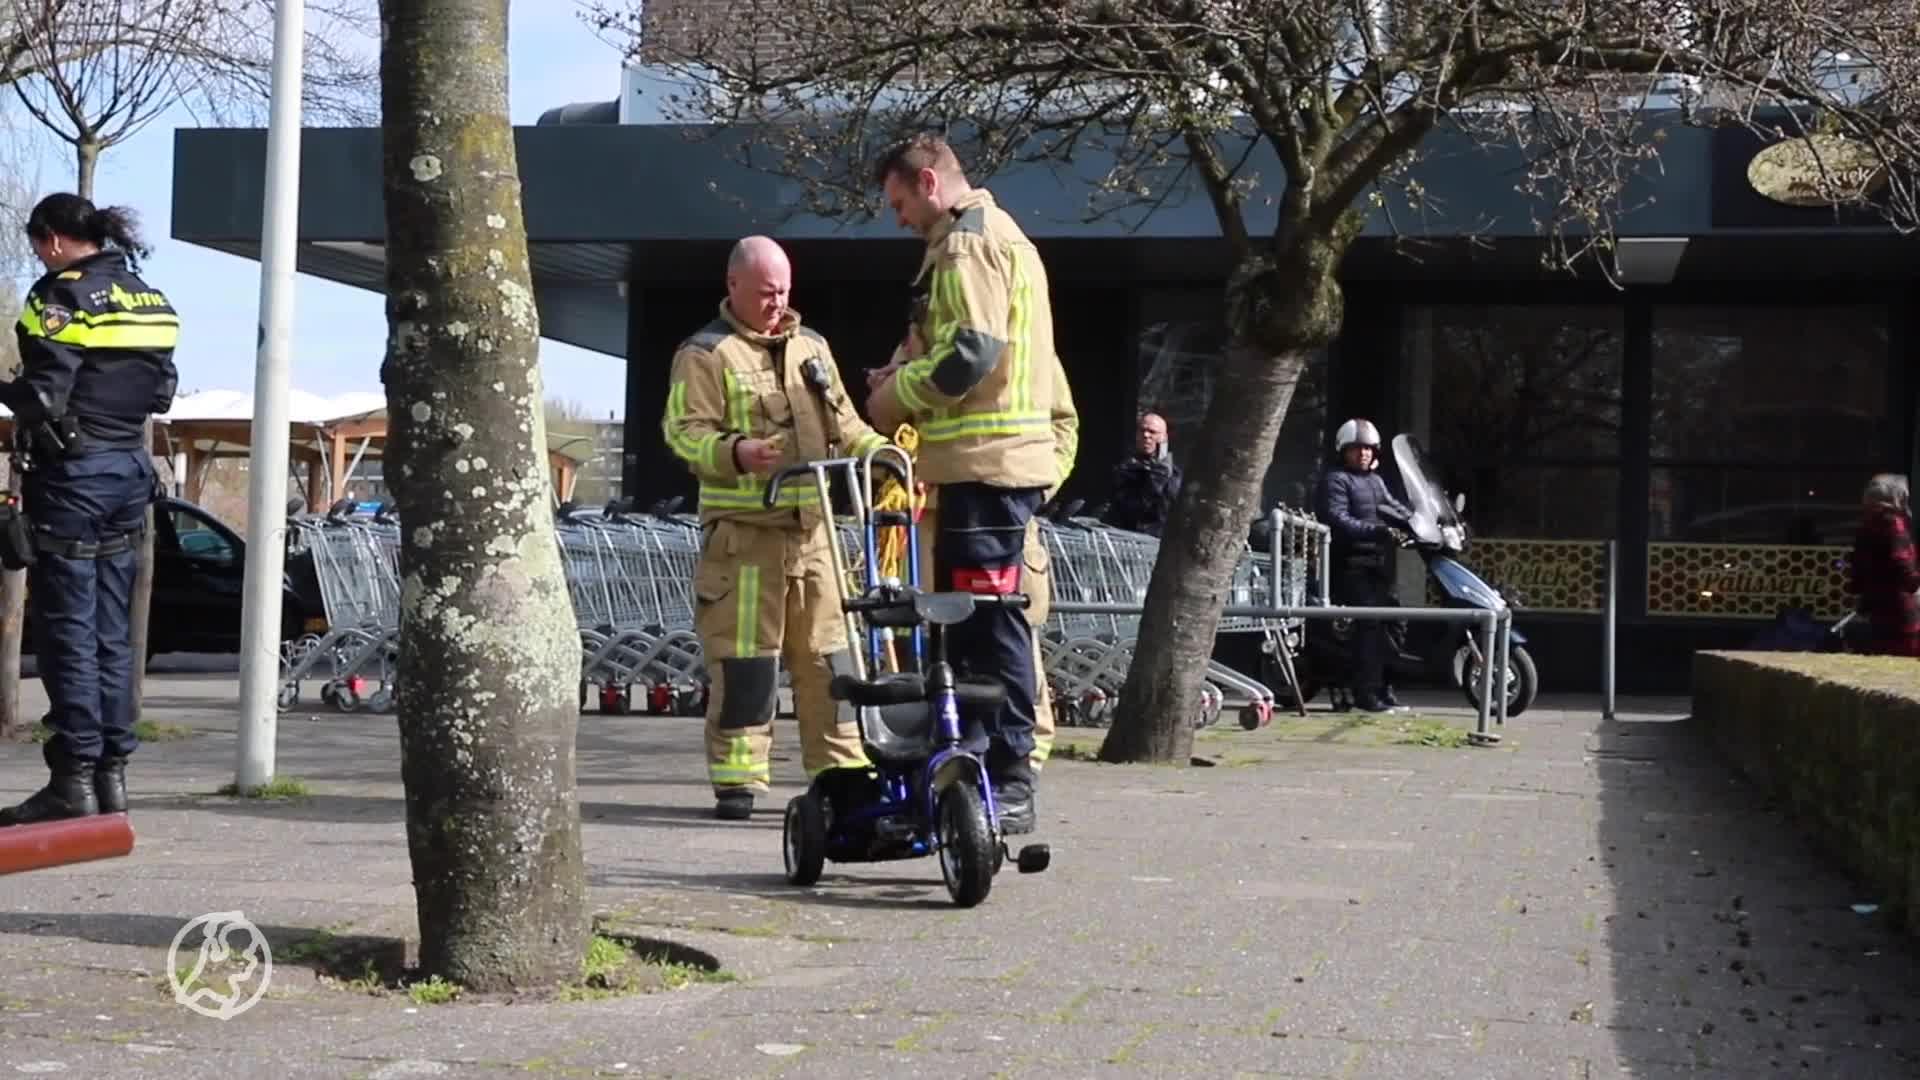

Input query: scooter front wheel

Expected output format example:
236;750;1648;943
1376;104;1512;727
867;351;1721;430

1454;642;1539;718
936;783;995;907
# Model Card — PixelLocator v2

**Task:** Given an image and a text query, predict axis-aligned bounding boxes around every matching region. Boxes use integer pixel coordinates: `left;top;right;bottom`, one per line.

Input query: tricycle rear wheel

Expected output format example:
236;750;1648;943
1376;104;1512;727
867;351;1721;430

783;794;826;886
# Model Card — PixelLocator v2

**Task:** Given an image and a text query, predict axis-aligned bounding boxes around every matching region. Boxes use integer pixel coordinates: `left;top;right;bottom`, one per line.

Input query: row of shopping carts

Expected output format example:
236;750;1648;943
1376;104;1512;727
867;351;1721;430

276;495;1331;729
1034;508;1327;730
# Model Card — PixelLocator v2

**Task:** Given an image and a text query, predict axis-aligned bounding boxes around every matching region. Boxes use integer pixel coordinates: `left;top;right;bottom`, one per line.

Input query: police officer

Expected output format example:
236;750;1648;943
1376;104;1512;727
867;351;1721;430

1318;419;1412;713
867;132;1075;834
663;235;894;820
0;193;177;826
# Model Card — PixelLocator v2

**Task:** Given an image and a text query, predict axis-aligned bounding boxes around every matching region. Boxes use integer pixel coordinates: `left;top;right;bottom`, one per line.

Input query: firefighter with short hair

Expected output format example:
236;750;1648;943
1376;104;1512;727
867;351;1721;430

0;193;177;827
871;333;1078;773
664;235;893;821
866;132;1075;834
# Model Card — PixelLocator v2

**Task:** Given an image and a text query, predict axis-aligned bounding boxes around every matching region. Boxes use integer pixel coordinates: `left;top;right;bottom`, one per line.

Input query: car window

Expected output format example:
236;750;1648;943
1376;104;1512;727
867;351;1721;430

172;508;237;564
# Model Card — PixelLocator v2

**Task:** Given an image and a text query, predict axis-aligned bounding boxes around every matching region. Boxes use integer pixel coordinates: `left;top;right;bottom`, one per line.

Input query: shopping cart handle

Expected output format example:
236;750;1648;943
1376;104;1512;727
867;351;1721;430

762;458;864;509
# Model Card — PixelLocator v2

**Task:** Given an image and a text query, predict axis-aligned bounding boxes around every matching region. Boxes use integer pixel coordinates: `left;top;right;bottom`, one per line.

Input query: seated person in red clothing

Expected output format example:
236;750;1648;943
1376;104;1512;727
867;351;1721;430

1846;473;1920;658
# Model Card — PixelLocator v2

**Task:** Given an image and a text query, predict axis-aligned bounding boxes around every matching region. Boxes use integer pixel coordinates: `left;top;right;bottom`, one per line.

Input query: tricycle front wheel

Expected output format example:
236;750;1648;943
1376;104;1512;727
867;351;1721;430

937;783;995;907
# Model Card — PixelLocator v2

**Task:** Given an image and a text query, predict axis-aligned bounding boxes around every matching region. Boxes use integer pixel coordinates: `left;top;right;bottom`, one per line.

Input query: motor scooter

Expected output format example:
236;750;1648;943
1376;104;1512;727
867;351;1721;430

1273;434;1539;717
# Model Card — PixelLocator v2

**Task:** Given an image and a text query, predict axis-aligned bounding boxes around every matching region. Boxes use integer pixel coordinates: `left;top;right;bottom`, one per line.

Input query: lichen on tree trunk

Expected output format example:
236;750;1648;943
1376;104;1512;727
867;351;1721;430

377;0;588;991
1100;234;1351;765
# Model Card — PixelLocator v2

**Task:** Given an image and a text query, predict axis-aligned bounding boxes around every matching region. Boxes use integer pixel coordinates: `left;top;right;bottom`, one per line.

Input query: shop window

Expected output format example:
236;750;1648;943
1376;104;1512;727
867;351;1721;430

1650;306;1891;464
1645;306;1892;619
1420;305;1625;463
1437;463;1621;541
1649;466;1871;547
1132;291;1329;510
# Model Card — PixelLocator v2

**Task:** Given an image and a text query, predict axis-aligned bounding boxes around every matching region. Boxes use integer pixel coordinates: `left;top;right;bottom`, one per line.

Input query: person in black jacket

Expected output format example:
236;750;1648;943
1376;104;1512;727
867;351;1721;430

0;193;178;827
1318;418;1412;712
1102;412;1181;536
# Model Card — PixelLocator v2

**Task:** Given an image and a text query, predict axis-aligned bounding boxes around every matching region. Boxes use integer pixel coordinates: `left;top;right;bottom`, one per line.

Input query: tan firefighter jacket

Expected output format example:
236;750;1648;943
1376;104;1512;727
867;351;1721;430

868;187;1074;490
663;301;891;529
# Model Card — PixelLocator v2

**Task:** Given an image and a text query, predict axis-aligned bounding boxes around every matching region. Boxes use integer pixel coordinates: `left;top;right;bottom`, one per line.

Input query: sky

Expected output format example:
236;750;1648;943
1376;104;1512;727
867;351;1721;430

15;4;633;417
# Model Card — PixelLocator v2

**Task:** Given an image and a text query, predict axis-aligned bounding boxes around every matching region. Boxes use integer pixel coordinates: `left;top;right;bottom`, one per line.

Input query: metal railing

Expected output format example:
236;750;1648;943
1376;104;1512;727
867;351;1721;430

1049;596;1517;744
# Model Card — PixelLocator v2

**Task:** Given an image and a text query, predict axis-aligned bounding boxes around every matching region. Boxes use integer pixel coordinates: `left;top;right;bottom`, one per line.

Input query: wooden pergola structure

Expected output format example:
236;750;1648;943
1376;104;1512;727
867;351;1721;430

0;408;594;510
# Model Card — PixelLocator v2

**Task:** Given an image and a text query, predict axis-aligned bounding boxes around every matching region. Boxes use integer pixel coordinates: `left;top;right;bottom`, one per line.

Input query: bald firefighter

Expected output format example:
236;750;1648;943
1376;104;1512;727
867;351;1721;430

867;132;1075;833
664;236;893;821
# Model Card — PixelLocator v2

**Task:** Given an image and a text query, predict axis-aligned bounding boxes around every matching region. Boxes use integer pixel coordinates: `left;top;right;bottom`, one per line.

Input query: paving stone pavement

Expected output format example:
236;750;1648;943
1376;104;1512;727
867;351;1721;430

2;674;1918;1078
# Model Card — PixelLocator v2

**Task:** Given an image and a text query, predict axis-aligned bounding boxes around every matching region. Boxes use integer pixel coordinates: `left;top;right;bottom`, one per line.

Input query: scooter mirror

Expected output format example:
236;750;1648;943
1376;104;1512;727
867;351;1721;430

1453;492;1467;514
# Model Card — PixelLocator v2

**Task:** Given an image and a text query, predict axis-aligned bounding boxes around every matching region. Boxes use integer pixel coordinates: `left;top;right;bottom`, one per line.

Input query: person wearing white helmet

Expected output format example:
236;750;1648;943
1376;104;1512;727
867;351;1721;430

1318;418;1413;712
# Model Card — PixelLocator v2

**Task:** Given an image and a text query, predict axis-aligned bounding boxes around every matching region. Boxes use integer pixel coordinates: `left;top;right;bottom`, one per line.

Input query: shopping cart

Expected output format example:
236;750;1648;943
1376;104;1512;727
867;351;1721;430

561;501;708;715
278;503;403;712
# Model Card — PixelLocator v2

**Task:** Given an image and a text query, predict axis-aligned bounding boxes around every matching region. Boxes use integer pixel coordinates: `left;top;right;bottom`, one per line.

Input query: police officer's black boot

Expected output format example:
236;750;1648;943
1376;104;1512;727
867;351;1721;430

0;745;99;826
95;755;128;815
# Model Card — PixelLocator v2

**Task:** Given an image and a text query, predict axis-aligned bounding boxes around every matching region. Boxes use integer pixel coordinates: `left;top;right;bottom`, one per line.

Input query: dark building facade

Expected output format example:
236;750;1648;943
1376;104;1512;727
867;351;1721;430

170;109;1920;695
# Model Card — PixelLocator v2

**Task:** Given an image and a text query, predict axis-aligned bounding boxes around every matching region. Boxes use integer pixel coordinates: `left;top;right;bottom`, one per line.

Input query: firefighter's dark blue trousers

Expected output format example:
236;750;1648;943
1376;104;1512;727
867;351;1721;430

931;481;1045;772
23;448;153;764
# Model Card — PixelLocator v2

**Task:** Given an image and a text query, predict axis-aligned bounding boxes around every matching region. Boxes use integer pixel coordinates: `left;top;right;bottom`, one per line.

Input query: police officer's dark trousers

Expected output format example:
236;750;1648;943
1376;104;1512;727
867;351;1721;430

932;482;1045;788
3;449;153;824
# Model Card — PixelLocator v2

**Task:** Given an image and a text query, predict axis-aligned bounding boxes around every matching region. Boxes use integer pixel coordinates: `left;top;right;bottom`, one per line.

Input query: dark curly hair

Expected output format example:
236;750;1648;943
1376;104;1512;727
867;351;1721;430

26;192;152;270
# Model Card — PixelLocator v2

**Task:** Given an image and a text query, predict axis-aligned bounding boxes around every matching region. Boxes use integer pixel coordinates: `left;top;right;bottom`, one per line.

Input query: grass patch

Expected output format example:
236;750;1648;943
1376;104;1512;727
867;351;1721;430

561;934;736;1001
1388;717;1472;749
215;776;310;799
1048;740;1100;762
23;719;198;744
405;975;460;1005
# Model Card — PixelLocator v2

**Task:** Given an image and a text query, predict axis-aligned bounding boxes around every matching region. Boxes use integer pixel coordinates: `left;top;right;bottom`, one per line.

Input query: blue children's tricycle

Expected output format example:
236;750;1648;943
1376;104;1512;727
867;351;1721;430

762;449;1051;908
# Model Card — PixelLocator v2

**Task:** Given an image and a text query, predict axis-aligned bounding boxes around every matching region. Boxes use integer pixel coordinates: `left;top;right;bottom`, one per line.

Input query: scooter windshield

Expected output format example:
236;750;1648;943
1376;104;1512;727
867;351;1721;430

1390;434;1464;548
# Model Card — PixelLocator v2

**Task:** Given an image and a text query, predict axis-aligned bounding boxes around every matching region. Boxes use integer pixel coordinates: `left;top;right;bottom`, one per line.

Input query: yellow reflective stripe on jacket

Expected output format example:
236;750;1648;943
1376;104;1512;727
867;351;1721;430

17;306;181;350
698;483;821;509
918;410;1053;442
724;367;752;437
893;266;965;413
662;382;724;472
1007;258;1032;412
850;429;890;457
897;258;1040;418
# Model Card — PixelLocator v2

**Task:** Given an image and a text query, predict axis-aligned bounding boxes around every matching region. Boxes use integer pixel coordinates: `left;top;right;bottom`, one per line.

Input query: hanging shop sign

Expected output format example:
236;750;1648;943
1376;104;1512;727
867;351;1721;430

1746;134;1891;209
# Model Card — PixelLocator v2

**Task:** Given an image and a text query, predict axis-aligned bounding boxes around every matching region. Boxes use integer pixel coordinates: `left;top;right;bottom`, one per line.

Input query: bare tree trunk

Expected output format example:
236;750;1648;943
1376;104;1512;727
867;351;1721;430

1100;243;1346;764
75;138;98;200
378;0;588;990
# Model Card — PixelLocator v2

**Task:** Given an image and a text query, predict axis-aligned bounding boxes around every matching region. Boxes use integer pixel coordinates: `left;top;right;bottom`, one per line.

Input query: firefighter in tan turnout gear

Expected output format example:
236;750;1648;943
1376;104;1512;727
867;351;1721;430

663;236;894;821
867;132;1076;834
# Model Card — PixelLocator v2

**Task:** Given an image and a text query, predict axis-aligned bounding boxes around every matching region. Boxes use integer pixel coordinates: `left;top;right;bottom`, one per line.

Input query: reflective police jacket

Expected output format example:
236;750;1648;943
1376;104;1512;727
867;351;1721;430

5;249;180;450
662;302;890;529
868;187;1073;490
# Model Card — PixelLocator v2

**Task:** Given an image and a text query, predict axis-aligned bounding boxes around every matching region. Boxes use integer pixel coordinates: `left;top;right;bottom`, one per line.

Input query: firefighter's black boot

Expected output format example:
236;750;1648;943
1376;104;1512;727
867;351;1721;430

714;789;754;821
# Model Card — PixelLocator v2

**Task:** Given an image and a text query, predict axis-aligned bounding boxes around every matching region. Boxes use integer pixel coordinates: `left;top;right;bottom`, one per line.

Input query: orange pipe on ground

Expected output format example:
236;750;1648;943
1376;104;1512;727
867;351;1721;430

0;813;134;875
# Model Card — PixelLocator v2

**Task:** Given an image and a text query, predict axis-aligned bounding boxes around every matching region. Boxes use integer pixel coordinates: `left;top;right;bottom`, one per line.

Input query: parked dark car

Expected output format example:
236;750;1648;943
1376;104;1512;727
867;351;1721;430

24;496;324;660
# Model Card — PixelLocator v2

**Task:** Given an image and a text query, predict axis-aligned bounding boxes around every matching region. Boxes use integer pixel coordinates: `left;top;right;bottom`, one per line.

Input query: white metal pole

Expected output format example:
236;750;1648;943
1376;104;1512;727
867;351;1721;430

234;0;305;790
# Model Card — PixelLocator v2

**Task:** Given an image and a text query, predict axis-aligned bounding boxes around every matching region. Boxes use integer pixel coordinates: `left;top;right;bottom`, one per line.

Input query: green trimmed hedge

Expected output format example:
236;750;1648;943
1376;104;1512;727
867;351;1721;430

1693;651;1920;933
